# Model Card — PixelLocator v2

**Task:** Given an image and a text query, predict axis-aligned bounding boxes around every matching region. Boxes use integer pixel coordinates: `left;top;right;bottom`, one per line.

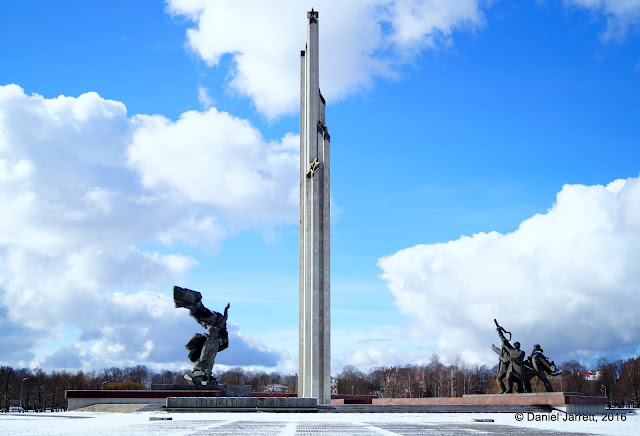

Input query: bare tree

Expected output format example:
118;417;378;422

367;367;385;397
150;369;179;386
337;365;368;395
124;365;151;387
217;367;245;385
50;370;72;410
32;368;48;411
0;366;16;411
618;357;640;407
282;374;297;393
561;360;588;394
427;353;445;397
244;371;267;392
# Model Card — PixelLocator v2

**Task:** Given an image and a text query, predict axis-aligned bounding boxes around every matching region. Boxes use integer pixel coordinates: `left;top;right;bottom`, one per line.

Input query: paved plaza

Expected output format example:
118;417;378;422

1;411;637;436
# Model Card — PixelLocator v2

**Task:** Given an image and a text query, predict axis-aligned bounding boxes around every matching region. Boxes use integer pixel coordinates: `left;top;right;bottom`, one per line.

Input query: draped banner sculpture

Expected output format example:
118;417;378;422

492;319;562;393
174;286;230;386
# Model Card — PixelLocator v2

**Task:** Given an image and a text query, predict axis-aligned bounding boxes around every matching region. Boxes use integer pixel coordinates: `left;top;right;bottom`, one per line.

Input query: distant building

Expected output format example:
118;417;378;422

583;370;601;381
265;384;289;393
331;377;338;395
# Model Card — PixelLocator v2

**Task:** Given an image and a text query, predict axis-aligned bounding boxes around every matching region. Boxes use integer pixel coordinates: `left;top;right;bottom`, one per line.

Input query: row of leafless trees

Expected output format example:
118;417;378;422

558;357;640;407
335;354;493;398
2;353;639;411
0;365;297;411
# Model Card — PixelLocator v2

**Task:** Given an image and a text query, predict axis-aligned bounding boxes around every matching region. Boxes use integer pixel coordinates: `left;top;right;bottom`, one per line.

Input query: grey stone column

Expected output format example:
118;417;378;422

299;9;331;405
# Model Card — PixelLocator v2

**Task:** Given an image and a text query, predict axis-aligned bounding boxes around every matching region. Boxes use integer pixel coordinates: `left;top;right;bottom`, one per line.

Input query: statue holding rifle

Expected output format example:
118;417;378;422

493;319;529;393
491;319;560;393
491;321;514;393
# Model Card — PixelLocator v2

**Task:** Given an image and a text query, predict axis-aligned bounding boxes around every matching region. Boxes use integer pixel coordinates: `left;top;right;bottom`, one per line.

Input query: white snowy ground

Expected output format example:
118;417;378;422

0;410;638;435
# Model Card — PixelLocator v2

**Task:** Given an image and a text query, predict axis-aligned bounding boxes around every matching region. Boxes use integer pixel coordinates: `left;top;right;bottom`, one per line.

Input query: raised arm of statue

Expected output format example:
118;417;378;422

498;331;514;350
497;328;508;346
491;344;501;355
224;303;230;320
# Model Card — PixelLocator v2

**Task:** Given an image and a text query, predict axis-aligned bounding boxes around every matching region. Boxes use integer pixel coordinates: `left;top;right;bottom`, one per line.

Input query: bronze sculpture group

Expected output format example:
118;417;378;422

174;286;230;386
171;286;563;394
492;319;561;393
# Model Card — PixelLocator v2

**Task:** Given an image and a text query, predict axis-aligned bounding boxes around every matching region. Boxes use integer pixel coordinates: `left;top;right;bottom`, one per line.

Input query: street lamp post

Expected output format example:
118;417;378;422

19;377;28;412
101;381;110;390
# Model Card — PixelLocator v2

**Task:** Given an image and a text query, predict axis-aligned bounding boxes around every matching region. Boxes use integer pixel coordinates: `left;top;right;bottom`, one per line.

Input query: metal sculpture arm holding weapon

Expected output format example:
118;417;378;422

494;319;511;342
492;319;512;362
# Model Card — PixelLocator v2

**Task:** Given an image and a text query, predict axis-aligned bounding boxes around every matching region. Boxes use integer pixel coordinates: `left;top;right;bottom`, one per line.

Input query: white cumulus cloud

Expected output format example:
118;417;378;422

379;176;640;367
198;86;214;109
0;84;295;370
567;0;640;40
128;109;299;226
166;0;486;118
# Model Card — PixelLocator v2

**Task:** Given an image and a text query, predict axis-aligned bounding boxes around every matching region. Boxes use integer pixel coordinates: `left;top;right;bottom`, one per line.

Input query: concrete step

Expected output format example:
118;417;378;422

319;404;554;413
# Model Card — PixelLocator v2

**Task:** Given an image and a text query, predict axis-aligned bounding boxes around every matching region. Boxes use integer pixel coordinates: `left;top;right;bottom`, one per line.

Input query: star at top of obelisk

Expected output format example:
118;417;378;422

307;8;318;23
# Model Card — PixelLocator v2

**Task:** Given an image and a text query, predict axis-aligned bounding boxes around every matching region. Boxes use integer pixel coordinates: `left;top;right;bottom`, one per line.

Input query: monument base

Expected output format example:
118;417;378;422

67;390;605;415
66;389;221;410
357;392;607;415
151;384;221;391
66;387;292;411
462;392;607;415
166;396;317;412
151;384;251;397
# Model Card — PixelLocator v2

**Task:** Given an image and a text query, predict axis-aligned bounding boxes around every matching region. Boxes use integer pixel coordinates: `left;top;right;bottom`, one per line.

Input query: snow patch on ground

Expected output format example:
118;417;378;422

0;410;637;435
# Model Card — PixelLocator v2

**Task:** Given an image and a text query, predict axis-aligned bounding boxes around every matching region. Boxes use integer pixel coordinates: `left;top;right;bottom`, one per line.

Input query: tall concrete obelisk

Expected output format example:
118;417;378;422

299;8;331;405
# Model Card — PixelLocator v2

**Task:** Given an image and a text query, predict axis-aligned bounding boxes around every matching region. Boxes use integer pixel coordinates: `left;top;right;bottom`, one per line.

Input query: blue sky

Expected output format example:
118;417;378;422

1;0;639;375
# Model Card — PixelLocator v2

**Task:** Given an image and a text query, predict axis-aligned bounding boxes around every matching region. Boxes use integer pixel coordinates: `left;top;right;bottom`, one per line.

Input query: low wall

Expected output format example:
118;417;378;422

66;390;221;411
150;384;251;397
370;392;607;414
65;389;314;412
68;396;165;410
331;395;376;404
166;396;317;412
67;390;606;415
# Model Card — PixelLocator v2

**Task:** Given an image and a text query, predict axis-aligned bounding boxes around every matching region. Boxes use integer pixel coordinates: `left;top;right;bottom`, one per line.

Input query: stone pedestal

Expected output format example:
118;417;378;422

365;392;607;415
151;384;220;391
151;384;251;397
165;396;317;412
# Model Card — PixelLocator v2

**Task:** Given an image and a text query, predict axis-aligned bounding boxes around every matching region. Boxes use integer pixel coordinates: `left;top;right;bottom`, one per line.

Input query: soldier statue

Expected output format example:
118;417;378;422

527;344;560;392
498;331;530;392
492;320;561;393
174;286;230;386
491;342;515;394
